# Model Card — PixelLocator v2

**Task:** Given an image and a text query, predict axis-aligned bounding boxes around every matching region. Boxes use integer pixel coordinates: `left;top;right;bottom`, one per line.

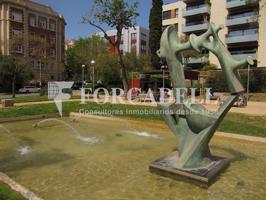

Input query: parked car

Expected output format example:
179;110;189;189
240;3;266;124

19;86;41;93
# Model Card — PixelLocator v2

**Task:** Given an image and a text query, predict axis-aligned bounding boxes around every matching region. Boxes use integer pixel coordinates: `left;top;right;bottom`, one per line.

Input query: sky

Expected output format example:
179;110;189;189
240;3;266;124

34;0;175;40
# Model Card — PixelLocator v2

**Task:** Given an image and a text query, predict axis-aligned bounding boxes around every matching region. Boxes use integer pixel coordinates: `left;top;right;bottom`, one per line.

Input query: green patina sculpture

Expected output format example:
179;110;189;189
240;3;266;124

156;23;254;169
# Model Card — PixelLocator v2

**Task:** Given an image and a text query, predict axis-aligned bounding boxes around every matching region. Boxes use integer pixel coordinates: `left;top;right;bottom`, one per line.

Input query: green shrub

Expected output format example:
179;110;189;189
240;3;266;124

40;87;48;96
205;68;266;92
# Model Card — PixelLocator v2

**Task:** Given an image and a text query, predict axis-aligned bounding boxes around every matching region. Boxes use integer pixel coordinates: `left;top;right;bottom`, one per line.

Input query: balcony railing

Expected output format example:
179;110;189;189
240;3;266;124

231;53;257;60
225;29;258;43
183;56;209;64
226;0;258;9
182;22;208;33
226;13;258;26
183;4;210;17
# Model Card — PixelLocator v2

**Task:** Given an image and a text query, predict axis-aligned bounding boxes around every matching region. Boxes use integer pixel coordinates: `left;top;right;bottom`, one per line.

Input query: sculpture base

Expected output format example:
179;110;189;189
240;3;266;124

149;151;230;188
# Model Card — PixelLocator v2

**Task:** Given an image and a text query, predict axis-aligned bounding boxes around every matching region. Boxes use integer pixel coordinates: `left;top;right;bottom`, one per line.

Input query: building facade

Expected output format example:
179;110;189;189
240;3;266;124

0;0;66;83
162;0;266;69
96;26;150;57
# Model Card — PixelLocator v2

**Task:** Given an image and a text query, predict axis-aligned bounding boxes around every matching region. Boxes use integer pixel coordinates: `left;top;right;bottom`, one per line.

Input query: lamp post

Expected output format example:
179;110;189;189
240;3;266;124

91;60;95;92
39;63;42;88
82;64;85;88
161;65;167;89
246;56;251;104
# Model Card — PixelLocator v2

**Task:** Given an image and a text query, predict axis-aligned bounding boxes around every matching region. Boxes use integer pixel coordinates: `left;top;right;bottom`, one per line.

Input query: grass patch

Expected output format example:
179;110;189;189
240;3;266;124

0;95;80;104
0;182;26;200
0;101;266;137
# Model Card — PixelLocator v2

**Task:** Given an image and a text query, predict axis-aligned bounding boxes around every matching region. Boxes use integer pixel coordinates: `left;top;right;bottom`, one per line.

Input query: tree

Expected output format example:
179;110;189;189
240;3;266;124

124;52;151;72
82;0;139;93
149;0;163;69
0;54;32;97
64;47;81;81
64;36;110;83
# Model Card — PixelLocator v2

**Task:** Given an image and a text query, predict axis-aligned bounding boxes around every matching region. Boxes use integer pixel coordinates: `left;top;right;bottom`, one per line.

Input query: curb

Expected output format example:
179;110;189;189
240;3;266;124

0;172;43;200
70;112;266;144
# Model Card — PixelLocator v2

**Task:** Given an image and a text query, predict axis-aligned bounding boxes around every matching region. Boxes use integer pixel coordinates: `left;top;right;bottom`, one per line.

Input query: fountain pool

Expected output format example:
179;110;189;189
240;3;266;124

0;117;265;200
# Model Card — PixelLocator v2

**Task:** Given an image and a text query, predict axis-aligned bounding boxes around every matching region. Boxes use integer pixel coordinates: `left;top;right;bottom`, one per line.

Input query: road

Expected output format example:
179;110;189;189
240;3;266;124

0;93;40;99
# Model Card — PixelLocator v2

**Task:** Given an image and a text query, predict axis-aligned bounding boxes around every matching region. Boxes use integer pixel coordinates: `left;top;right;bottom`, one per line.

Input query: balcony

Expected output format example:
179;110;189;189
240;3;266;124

182;23;208;33
226;0;258;9
183;4;210;17
231;53;257;61
226;13;258;26
183;56;209;64
225;34;258;44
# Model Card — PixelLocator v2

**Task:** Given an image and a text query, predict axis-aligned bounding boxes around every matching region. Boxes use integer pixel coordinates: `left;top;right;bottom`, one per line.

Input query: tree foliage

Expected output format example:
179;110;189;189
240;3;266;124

149;0;163;69
0;54;32;96
82;0;139;92
64;36;150;88
65;36;109;82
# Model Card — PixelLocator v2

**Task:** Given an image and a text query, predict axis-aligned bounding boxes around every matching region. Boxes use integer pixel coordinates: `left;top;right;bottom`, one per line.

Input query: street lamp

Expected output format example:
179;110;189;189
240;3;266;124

161;65;168;89
91;60;95;92
246;56;252;104
82;64;86;88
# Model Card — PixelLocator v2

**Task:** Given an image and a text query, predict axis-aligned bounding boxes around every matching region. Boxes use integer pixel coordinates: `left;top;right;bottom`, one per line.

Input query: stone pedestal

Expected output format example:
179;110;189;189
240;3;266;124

149;151;230;188
1;99;14;107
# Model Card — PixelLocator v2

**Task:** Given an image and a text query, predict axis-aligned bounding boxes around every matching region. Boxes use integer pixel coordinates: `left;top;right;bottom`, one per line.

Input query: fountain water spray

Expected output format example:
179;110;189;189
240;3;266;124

33;118;99;144
0;124;32;156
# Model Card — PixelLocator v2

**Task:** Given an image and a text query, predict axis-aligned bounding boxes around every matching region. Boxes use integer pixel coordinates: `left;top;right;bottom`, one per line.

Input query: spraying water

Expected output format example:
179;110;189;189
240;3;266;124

0;124;11;134
33;118;99;144
126;130;161;140
92;113;161;140
0;124;32;156
17;146;32;155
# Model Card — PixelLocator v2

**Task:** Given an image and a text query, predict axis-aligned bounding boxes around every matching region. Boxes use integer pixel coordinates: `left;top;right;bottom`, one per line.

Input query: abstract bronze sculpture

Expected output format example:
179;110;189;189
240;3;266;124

149;23;253;187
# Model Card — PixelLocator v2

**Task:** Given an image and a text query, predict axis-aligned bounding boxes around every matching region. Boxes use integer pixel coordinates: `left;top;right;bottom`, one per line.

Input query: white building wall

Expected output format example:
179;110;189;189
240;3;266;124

209;0;228;68
258;0;266;67
96;26;149;57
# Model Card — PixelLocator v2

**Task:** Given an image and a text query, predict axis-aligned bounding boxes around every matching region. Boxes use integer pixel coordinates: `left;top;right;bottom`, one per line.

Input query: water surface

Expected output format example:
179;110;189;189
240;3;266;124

0;117;265;200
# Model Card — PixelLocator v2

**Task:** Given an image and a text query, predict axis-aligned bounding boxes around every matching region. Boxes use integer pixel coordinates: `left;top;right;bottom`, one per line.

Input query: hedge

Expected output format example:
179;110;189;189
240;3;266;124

205;68;266;92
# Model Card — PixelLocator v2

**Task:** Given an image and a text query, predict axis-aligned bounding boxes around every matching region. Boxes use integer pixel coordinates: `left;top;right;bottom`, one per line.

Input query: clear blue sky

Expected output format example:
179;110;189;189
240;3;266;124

35;0;175;40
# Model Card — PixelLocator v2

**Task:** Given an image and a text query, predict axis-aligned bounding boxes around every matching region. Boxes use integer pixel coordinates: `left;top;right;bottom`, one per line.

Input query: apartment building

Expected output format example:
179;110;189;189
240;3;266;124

65;39;74;51
0;0;66;83
96;26;150;57
162;0;266;69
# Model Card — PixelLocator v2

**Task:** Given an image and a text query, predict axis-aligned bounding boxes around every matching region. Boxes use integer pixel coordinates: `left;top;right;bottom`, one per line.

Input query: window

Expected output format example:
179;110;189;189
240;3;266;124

40;34;46;41
49;20;56;31
12;28;22;36
141;40;146;51
50;49;56;57
131;33;137;40
50;36;56;43
29;46;35;56
163;11;171;20
11;10;23;22
37;61;45;69
175;23;179;31
141;33;146;40
12;45;23;54
30;60;35;68
29;15;36;27
175;9;179;18
39;17;47;29
41;48;46;57
29;32;35;40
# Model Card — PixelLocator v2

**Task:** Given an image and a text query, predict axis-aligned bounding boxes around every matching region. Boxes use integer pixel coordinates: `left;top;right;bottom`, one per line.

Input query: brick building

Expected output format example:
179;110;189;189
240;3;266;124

0;0;66;83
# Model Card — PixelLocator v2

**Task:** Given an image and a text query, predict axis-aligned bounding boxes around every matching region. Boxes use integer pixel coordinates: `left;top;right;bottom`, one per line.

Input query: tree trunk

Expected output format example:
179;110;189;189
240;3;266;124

12;74;16;98
116;45;129;93
12;65;18;98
